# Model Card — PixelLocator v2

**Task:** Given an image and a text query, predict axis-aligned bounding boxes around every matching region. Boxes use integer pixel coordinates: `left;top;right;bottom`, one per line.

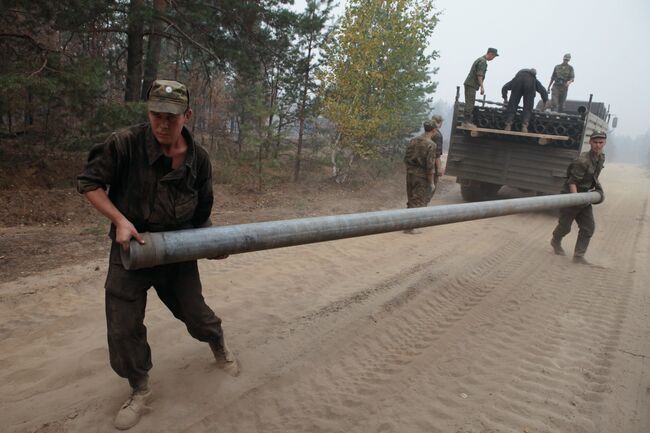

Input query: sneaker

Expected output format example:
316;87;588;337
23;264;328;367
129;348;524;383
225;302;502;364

550;238;565;256
572;256;592;265
210;335;240;377
114;389;151;430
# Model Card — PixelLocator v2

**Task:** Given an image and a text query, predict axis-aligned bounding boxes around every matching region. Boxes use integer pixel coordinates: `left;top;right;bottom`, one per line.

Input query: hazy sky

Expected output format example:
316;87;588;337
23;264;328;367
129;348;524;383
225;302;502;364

295;0;650;136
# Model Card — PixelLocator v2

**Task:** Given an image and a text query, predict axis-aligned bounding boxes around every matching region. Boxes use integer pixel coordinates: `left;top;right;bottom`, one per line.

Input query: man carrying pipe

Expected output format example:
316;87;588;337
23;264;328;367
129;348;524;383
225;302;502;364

551;130;606;264
77;79;238;430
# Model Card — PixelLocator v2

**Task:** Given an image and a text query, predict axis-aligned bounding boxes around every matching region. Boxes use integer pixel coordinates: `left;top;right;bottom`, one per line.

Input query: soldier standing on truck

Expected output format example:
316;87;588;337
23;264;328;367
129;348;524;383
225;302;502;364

462;48;499;128
502;68;548;133
550;130;606;265
403;119;439;233
547;53;575;112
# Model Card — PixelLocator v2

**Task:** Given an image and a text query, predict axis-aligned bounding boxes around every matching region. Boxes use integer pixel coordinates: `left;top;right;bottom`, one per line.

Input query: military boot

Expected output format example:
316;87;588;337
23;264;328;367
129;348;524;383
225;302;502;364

114;389;152;430
504;123;512;131
209;334;240;377
550;238;565;256
521;123;529;133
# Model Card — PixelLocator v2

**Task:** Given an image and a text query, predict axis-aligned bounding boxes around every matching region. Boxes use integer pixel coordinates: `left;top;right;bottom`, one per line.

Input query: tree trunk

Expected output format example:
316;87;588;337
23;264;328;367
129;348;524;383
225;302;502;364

42;99;51;147
274;114;282;159
174;42;180;80
125;0;145;102
236;117;242;154
257;138;264;192
25;88;34;126
140;0;166;100
293;34;314;182
208;85;215;154
330;132;341;178
294;116;305;182
265;79;277;158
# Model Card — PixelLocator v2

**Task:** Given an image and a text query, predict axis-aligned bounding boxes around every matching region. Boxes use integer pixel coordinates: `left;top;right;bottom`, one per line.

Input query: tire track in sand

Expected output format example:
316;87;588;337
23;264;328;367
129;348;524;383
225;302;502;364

363;176;646;433
183;219;557;433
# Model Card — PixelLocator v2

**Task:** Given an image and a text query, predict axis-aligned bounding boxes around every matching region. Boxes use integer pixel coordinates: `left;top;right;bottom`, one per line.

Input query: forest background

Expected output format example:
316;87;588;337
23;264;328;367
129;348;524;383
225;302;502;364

0;0;646;196
0;0;454;193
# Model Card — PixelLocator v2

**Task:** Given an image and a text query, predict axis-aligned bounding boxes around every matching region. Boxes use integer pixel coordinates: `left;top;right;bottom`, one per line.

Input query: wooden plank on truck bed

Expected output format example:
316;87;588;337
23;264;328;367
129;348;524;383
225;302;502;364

457;126;570;141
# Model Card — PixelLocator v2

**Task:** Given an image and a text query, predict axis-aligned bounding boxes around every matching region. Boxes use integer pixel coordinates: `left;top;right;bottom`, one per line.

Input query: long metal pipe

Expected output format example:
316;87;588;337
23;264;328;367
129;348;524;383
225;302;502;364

121;192;603;270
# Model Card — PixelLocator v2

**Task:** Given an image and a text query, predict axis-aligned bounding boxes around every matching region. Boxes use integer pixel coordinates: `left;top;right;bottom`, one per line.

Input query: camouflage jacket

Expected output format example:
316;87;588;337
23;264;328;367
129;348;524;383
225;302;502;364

551;63;575;85
432;130;443;158
563;150;605;192
464;56;488;89
77;123;214;239
404;134;435;177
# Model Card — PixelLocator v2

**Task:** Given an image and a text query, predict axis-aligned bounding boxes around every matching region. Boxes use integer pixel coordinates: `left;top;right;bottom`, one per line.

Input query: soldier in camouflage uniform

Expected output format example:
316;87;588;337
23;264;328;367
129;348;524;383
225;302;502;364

463;47;499;128
547;53;575;112
550;130;606;265
430;115;445;192
403;119;438;234
78;80;238;430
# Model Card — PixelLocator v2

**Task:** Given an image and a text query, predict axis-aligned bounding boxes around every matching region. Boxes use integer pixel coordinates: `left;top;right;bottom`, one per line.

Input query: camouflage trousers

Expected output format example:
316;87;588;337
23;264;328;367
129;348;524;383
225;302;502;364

105;243;223;388
406;173;433;208
552;204;595;257
550;83;568;112
463;85;477;122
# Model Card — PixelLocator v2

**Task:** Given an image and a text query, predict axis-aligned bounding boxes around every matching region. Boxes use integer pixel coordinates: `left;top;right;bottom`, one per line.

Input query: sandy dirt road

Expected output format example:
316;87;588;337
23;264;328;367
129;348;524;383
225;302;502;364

1;164;649;433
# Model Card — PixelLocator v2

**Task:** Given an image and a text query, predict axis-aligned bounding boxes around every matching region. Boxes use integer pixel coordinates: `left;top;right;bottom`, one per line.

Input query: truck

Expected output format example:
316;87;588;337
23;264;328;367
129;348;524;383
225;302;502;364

445;88;613;201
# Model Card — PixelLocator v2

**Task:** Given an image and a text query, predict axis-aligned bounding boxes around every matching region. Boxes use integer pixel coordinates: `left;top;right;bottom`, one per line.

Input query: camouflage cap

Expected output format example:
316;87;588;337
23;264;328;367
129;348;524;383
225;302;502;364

147;79;189;115
487;47;499;56
431;114;443;128
590;130;607;139
563;53;571;60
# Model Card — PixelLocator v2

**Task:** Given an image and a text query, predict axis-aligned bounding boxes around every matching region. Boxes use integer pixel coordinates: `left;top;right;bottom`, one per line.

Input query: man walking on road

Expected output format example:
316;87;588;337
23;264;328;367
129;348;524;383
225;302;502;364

550;130;606;265
502;68;548;133
547;53;575;112
463;47;499;128
77;79;239;430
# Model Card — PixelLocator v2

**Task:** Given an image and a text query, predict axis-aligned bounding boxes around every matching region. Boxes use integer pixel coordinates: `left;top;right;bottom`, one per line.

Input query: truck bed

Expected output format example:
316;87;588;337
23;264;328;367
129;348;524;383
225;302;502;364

446;99;610;198
446;134;576;194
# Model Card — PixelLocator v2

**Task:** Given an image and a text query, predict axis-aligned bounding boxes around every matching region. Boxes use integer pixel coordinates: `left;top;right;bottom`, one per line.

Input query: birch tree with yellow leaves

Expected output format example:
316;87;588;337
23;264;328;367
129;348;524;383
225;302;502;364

319;0;439;181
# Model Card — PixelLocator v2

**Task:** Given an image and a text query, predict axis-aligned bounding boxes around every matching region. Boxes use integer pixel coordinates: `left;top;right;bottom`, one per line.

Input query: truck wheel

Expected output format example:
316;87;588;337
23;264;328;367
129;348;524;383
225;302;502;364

480;182;502;198
460;182;502;202
460;184;480;201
